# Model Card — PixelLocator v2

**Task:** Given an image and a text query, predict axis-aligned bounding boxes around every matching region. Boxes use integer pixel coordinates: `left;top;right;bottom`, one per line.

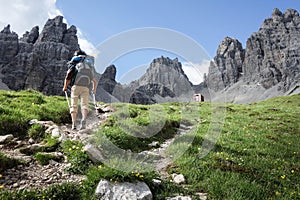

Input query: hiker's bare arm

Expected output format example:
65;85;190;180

63;79;70;91
91;79;97;94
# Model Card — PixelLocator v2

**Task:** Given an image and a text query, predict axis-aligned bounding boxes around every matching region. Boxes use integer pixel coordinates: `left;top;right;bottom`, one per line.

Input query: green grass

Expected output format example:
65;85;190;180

0;89;71;138
168;94;300;199
90;102;202;152
0;183;83;200
61;140;91;174
0;90;299;199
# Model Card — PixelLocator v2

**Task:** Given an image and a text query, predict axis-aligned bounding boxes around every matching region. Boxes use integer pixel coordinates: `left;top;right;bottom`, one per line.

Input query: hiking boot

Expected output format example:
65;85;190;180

71;124;77;130
79;119;86;130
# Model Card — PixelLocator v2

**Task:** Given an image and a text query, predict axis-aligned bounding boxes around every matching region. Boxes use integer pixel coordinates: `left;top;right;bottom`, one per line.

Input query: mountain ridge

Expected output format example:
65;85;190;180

0;8;299;104
195;8;300;103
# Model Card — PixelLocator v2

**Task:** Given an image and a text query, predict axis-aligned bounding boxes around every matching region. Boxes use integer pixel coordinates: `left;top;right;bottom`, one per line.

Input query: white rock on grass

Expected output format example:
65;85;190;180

95;179;152;200
0;134;14;144
166;196;191;200
171;173;185;184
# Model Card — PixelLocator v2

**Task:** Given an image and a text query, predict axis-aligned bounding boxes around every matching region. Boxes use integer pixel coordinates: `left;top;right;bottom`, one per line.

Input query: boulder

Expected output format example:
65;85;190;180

95;179;152;200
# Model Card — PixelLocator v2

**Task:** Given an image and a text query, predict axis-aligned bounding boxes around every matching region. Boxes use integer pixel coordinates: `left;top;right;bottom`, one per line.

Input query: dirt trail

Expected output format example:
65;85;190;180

0;104;194;190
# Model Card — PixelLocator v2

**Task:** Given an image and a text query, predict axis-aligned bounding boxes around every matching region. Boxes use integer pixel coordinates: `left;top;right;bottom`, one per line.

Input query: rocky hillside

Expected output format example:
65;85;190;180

196;8;300;103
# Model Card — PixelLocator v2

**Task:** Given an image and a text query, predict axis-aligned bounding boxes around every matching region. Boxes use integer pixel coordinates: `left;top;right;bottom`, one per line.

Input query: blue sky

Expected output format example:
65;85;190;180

0;0;300;84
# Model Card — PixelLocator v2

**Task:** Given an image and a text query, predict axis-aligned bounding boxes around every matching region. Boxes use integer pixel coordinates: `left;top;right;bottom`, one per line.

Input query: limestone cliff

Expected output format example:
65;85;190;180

0;16;79;95
199;8;300;103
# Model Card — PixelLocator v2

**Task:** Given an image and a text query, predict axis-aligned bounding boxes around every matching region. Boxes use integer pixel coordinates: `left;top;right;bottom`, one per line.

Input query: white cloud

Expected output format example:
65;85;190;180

182;59;211;85
0;0;61;36
77;29;99;57
0;0;96;56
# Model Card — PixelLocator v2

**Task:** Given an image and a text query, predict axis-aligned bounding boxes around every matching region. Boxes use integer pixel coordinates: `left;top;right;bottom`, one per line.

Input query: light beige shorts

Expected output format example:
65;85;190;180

70;85;89;113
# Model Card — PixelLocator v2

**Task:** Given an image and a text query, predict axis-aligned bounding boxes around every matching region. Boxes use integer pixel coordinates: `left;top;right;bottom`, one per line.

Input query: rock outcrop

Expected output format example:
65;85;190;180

117;56;194;104
98;64;118;94
199;8;300;103
0;25;19;64
206;37;245;92
243;8;300;91
0;16;80;95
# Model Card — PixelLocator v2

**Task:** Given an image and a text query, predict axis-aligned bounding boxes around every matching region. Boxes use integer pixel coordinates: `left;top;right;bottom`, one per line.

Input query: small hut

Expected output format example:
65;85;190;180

193;93;204;102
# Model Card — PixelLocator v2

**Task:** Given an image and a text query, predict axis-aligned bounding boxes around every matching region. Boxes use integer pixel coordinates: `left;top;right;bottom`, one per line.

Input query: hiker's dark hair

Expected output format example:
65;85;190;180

74;50;87;56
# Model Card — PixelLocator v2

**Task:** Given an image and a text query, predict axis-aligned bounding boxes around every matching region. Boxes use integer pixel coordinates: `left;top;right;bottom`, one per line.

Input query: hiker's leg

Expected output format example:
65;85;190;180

79;87;89;129
71;112;77;126
70;86;79;128
80;87;90;121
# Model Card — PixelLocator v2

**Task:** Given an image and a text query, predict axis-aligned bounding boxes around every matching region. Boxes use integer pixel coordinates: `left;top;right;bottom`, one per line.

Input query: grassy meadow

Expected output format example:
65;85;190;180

0;90;299;199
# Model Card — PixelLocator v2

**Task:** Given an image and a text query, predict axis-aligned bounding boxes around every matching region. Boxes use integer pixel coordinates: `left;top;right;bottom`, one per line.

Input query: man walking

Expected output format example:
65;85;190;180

63;50;97;130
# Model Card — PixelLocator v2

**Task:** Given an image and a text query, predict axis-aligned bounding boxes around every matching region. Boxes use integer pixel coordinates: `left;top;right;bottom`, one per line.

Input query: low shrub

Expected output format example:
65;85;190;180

61;140;91;174
0;151;19;172
27;124;45;141
34;152;57;165
0;183;83;200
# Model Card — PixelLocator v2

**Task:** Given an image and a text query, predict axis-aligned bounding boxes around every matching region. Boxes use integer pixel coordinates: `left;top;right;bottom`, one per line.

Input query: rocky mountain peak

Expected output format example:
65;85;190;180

102;64;117;80
205;36;245;92
20;26;39;44
1;24;13;34
0;24;18;40
0;15;81;95
150;56;185;75
198;8;300;103
271;8;283;18
118;56;194;104
0;25;19;64
262;8;299;30
98;64;118;95
244;8;300;90
216;36;244;57
37;15;67;43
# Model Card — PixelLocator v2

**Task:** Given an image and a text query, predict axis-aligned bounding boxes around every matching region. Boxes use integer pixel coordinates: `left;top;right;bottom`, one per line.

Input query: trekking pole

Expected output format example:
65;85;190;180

64;91;71;108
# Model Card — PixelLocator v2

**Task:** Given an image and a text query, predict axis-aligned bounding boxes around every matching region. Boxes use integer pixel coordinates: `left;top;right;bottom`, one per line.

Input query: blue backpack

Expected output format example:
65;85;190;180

68;55;94;87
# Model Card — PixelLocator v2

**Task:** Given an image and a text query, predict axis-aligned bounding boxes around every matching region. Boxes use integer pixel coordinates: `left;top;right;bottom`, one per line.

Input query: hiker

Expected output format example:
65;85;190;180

62;50;97;130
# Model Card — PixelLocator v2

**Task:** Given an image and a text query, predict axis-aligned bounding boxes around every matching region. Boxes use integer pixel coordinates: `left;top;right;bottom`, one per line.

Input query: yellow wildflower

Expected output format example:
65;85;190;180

280;175;286;179
98;165;102;170
275;191;280;196
0;185;4;189
72;145;76;149
0;174;2;178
